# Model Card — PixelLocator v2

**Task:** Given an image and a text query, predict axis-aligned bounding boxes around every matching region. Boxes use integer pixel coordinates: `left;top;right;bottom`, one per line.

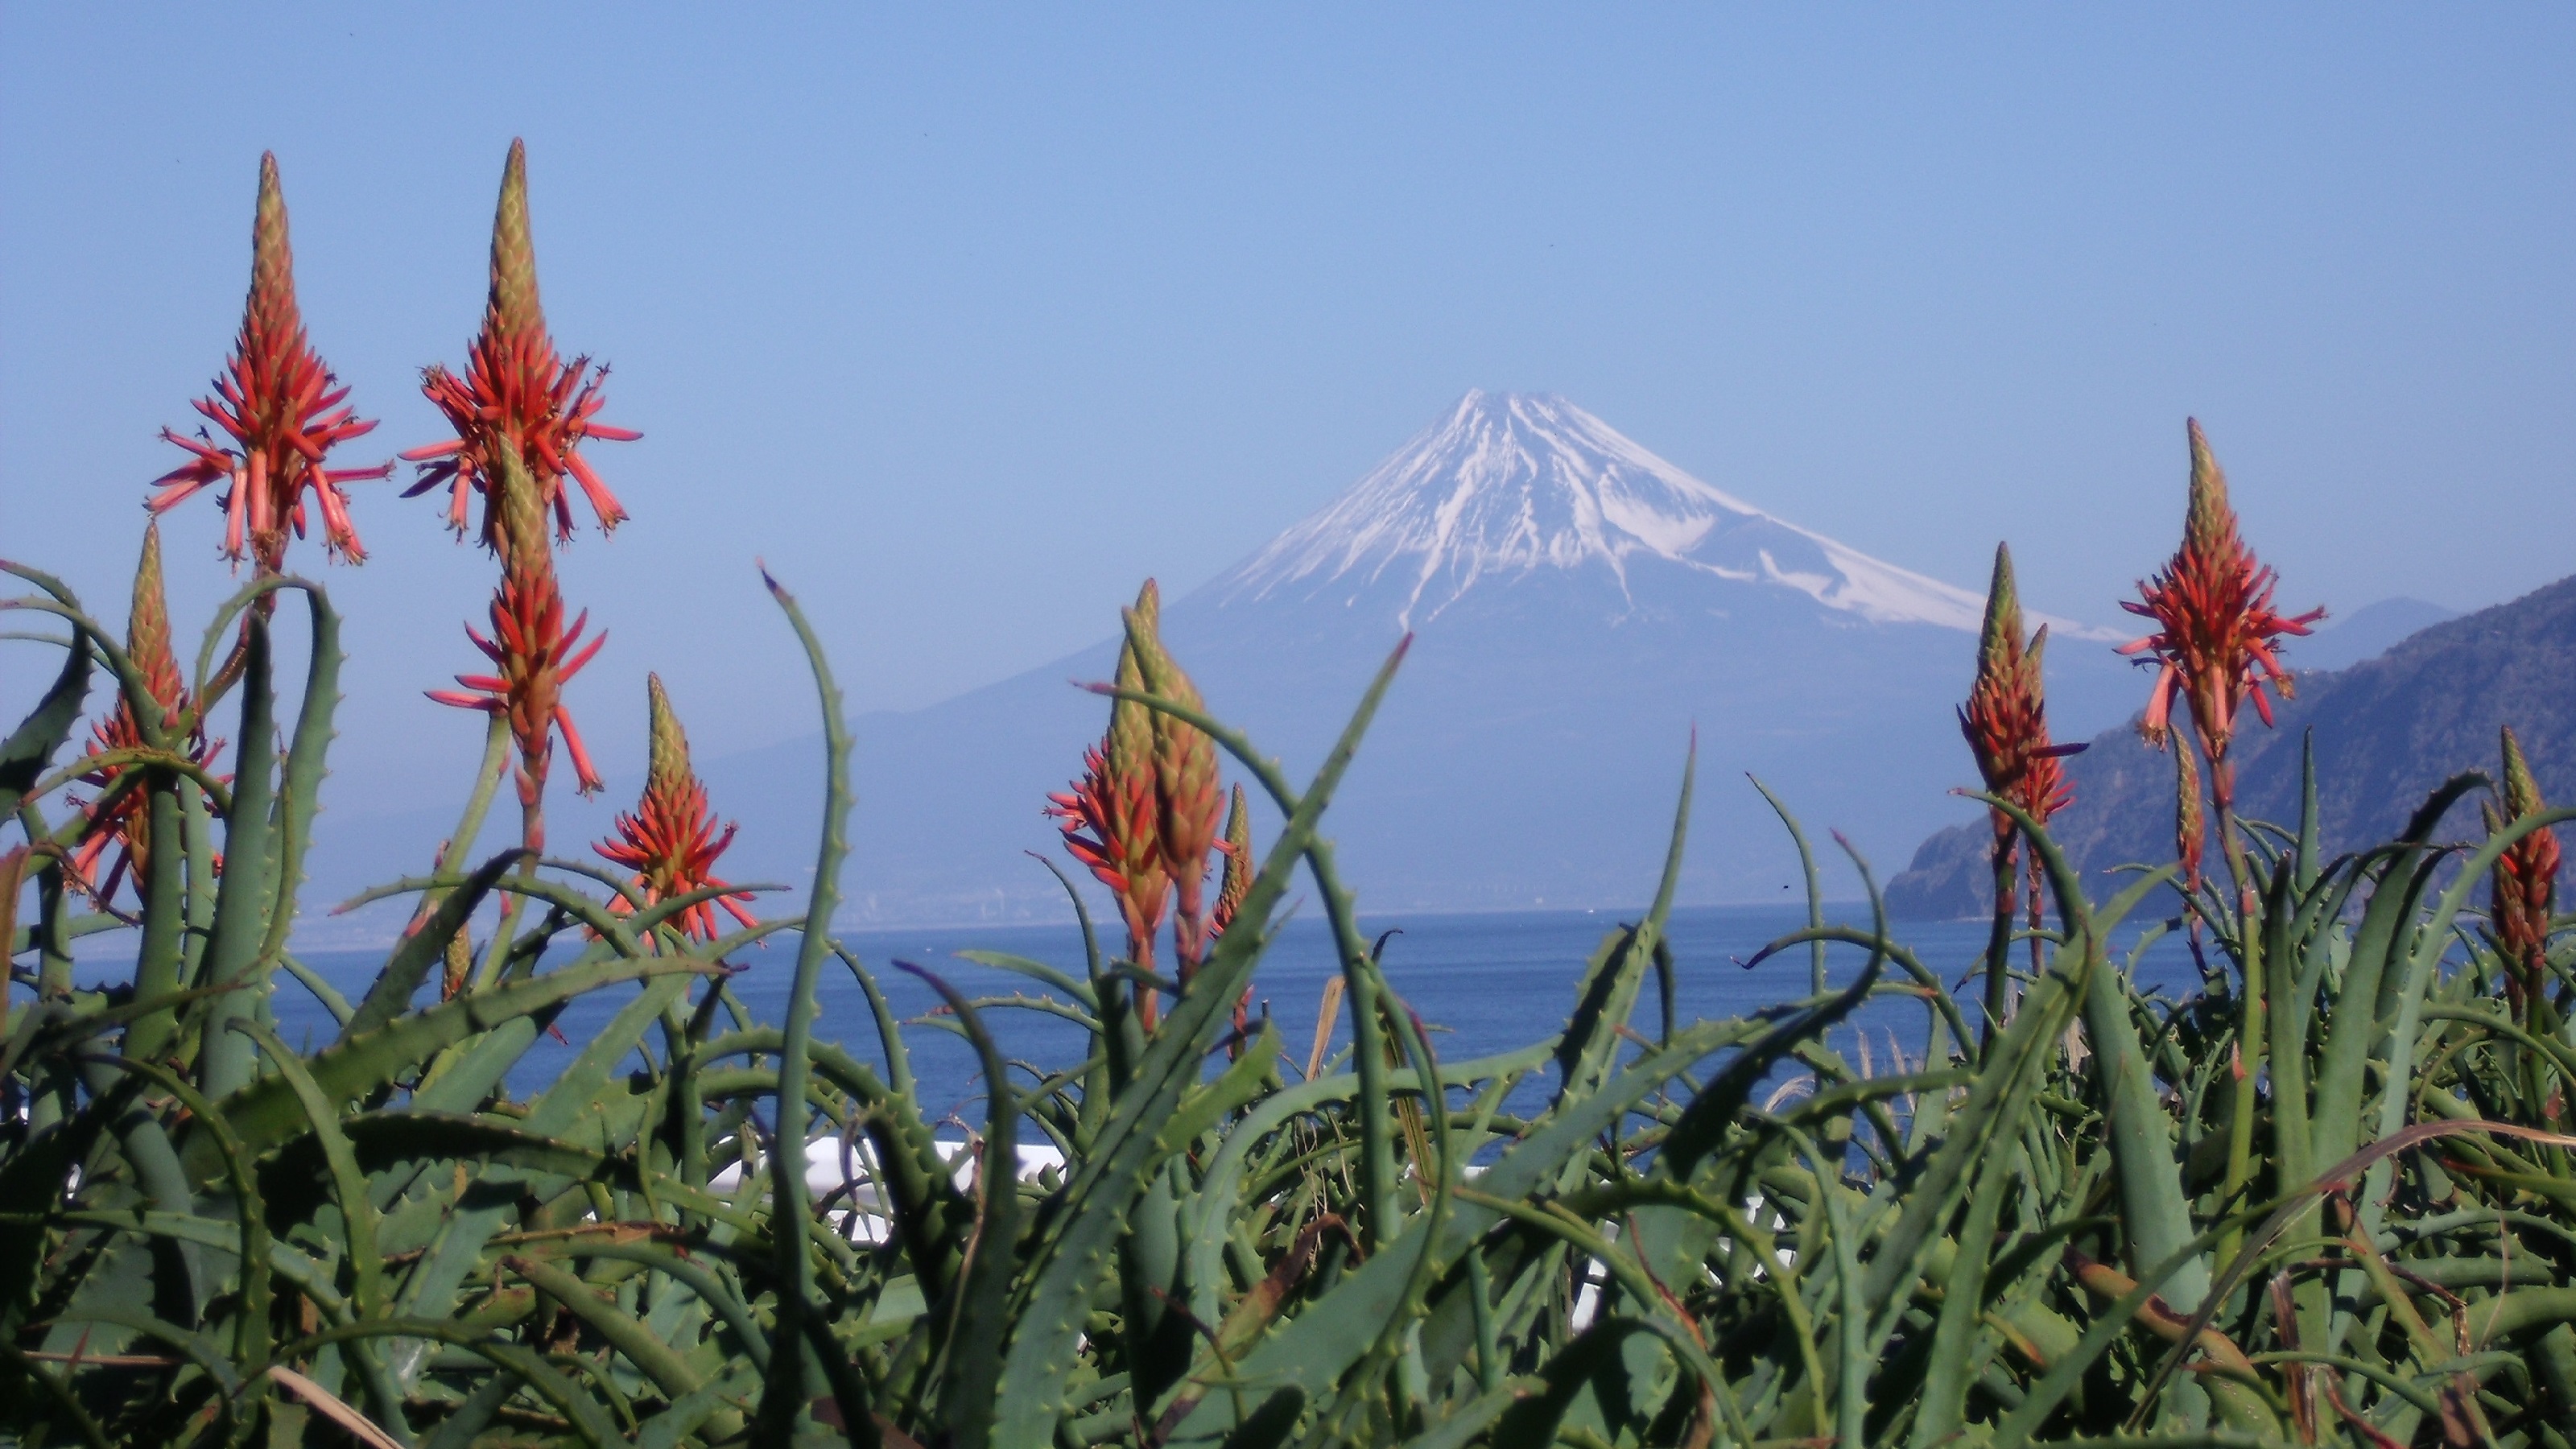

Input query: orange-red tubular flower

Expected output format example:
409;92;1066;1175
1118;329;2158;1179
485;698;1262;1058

150;153;390;569
596;675;758;943
71;524;225;904
2118;420;2324;761
427;570;607;839
400;139;638;551
2484;726;2560;1022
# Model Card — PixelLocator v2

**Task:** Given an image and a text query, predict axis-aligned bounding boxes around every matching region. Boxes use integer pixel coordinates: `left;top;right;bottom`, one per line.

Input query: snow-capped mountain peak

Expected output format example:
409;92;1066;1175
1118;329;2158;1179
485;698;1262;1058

1215;391;2069;635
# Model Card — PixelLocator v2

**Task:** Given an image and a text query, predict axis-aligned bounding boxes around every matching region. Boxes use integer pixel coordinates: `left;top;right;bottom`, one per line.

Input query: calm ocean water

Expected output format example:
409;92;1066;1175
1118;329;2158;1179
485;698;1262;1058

192;902;2202;1124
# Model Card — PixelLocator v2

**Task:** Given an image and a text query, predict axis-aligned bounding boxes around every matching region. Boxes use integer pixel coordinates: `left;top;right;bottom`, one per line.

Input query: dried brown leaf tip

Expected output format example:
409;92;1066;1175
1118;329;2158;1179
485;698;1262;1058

151;153;390;568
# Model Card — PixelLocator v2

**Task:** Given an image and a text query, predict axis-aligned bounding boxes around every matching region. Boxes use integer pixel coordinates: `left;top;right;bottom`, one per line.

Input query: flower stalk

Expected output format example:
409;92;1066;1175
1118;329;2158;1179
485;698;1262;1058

408;141;630;865
2124;421;2322;1270
1049;580;1234;1031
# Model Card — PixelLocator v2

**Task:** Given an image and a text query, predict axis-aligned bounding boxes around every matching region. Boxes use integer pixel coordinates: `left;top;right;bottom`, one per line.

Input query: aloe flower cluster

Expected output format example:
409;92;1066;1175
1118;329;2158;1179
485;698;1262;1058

1960;543;2078;840
1049;587;1171;971
148;154;390;571
407;141;634;850
1959;543;2081;1027
595;675;757;943
1048;580;1238;1027
68;524;223;906
2121;420;2323;895
2485;726;2561;1024
2122;429;2321;774
402;146;637;547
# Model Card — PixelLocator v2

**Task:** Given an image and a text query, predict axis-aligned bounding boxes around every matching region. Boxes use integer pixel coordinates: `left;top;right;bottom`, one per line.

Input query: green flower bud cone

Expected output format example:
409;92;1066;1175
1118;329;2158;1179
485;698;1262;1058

129;522;170;675
1105;580;1159;782
249;152;303;349
645;673;692;800
1976;543;2022;679
2183;418;2234;558
2503;724;2543;821
487;138;546;349
1121;588;1220;863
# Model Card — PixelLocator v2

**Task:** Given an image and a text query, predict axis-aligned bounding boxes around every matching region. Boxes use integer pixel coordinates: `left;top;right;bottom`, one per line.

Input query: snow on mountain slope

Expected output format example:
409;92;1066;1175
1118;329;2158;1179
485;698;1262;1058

1216;390;2108;638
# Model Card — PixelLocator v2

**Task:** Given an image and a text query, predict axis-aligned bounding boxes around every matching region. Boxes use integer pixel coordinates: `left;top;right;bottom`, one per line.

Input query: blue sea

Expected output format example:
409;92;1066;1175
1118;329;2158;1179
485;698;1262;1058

208;902;2203;1125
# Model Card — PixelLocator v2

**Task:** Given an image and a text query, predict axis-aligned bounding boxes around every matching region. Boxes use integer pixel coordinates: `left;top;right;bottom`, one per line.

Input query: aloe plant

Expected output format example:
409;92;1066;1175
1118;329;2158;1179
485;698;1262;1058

8;147;2576;1449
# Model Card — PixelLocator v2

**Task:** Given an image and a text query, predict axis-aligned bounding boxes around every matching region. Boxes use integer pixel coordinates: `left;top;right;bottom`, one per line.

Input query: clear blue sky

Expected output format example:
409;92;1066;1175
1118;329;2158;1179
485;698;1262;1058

5;6;2572;796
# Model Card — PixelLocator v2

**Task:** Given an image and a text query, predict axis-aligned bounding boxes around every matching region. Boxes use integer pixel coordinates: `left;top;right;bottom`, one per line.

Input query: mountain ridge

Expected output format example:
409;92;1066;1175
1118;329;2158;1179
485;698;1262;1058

1885;575;2574;919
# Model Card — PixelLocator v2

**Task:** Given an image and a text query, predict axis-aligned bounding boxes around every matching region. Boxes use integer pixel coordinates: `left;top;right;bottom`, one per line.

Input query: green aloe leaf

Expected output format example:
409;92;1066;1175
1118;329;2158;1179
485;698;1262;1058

752;568;857;1444
342;848;529;1043
0;619;89;823
1163;1014;1756;1445
901;964;1018;1449
185;953;712;1181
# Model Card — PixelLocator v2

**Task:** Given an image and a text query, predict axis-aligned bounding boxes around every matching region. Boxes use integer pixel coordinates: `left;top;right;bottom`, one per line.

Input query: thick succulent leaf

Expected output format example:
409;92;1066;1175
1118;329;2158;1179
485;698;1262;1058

753;568;856;1441
342;848;528;1042
0;621;89;821
185;955;712;1181
1162;1016;1756;1444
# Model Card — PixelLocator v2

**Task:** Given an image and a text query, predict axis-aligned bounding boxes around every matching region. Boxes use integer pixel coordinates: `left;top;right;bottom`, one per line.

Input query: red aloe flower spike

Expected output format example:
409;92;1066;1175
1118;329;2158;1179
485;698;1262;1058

1046;585;1172;1018
400;139;638;553
1121;581;1225;979
72;523;226;905
2483;726;2558;1022
2118;420;2325;761
2120;421;2322;906
427;568;607;848
595;675;758;943
1958;543;2084;1018
1959;545;2083;837
1210;783;1253;940
150;153;390;570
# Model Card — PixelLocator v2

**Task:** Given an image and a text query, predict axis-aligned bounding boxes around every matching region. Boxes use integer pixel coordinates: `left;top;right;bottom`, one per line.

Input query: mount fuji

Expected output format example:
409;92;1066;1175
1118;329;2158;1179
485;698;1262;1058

1220;391;2027;635
307;392;2148;933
